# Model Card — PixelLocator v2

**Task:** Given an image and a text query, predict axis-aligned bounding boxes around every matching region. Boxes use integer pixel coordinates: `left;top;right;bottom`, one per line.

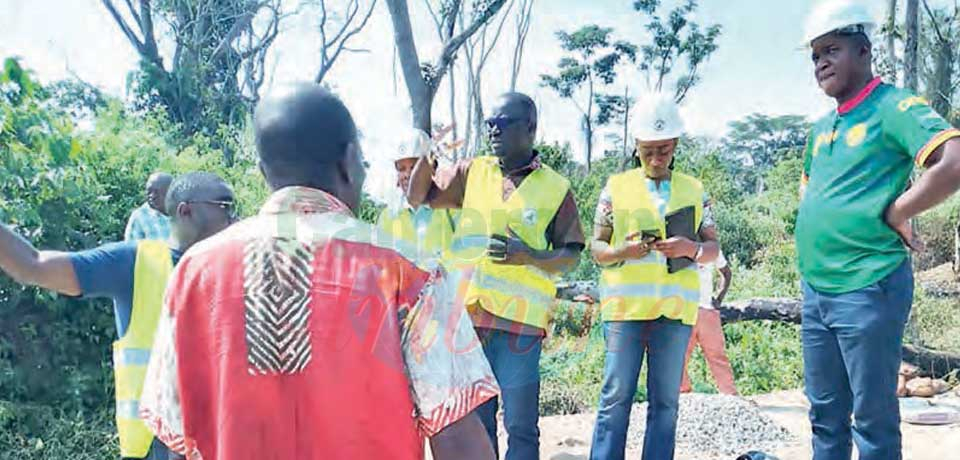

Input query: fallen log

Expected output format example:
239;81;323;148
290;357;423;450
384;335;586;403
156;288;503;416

556;281;802;324
554;281;960;378
902;344;960;380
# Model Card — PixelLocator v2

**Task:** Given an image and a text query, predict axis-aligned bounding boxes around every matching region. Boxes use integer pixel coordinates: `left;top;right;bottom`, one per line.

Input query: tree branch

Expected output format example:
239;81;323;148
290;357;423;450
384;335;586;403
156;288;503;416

329;0;362;47
423;0;443;33
123;0;141;26
317;0;378;83
433;0;509;88
210;10;256;62
510;0;535;91
319;0;329;50
139;0;159;59
445;0;464;41
100;0;146;54
478;0;515;68
922;0;947;43
240;7;282;60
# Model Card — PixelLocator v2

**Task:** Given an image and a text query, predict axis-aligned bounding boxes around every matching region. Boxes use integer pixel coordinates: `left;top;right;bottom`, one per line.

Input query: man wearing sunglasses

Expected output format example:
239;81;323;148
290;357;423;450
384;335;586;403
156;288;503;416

0;171;235;460
409;92;585;460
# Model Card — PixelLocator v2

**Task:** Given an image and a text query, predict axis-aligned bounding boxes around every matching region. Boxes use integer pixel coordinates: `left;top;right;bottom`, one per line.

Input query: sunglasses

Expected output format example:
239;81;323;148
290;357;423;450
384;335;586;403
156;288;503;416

187;199;237;218
484;116;525;133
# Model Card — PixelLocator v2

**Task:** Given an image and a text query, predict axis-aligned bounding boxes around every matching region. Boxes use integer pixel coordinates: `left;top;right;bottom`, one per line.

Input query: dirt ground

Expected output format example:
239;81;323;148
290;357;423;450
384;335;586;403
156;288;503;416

492;390;960;460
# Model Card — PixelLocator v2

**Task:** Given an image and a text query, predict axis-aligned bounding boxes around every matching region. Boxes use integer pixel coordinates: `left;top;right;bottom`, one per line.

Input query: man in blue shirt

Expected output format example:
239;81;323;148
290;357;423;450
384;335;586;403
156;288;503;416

0;172;236;460
125;172;173;241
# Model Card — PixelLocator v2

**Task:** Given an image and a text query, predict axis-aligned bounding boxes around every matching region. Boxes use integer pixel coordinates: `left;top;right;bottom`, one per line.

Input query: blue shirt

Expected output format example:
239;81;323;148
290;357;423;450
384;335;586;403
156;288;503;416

124;203;172;241
70;241;183;338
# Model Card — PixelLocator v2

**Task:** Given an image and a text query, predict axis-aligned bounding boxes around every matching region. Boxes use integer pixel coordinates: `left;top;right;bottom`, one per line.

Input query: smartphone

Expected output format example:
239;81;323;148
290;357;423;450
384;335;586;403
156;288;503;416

640;230;661;244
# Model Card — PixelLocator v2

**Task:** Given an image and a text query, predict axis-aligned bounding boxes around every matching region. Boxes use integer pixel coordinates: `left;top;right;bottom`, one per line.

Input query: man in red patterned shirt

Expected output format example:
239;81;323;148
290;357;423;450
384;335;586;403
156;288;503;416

140;85;498;460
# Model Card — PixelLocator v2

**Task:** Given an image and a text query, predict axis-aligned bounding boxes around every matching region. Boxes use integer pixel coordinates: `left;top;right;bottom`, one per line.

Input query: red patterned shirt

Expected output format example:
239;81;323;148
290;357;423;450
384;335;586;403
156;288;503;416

140;187;498;460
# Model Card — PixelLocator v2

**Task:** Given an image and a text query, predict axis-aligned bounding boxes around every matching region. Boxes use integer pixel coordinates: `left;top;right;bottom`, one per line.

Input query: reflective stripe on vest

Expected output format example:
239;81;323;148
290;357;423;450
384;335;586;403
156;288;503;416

447;156;569;329
600;169;703;325
113;240;172;458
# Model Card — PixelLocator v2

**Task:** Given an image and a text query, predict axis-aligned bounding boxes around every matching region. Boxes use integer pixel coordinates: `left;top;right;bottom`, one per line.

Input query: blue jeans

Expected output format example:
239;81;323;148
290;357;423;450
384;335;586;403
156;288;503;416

802;260;914;460
122;439;180;460
475;328;542;460
590;318;693;460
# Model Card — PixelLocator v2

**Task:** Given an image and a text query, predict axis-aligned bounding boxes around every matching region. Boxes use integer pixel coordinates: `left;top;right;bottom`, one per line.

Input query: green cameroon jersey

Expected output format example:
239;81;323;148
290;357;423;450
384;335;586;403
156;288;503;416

796;78;960;293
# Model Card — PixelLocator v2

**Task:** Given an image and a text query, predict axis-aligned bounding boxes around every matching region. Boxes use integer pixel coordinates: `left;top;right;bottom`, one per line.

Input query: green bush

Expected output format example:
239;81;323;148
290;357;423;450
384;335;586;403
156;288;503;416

907;289;960;351
0;403;115;460
916;195;960;270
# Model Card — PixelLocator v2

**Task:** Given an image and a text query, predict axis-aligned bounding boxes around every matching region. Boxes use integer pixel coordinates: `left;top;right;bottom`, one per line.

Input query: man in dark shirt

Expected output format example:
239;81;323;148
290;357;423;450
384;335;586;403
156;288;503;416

409;92;585;460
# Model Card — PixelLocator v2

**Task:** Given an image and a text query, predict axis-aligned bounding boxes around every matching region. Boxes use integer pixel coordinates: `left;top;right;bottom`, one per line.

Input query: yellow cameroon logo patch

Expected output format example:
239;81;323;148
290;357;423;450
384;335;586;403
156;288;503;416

898;96;929;112
812;130;838;157
846;123;867;147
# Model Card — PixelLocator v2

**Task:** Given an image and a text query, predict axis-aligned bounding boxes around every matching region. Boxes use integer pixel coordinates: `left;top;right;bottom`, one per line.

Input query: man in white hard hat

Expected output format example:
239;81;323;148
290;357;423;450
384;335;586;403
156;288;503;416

798;2;960;459
376;128;458;266
588;92;720;460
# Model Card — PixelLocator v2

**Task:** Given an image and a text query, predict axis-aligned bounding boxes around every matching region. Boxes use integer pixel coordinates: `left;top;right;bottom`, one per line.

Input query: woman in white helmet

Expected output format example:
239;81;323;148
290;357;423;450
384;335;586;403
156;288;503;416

798;2;960;459
588;92;721;460
376;128;458;266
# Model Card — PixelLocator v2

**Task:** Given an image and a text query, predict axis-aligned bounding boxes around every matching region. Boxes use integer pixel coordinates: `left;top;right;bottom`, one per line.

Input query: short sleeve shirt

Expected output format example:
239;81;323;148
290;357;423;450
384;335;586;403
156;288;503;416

139;187;499;460
70;241;183;338
797;79;960;293
697;250;728;309
125;203;172;241
593;175;715;273
593;177;716;230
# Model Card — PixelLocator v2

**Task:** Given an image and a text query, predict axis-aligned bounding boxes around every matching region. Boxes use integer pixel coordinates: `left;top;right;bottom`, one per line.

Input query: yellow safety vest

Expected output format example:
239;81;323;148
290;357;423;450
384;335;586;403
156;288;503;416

113;240;172;458
600;169;703;325
376;206;457;265
447;156;569;329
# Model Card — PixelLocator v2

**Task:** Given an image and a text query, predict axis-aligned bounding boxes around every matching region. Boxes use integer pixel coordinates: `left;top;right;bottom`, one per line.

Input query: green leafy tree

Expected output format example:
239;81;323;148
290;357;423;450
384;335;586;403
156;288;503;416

100;0;284;155
541;25;637;169
722;113;810;194
633;0;721;102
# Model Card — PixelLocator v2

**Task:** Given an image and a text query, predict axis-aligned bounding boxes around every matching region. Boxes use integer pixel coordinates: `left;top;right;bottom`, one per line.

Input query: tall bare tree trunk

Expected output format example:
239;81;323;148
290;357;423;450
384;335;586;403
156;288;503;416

905;0;920;91
510;0;535;92
929;41;955;117
385;0;433;131
583;76;596;169
622;85;631;158
887;0;898;83
386;0;509;131
449;68;458;144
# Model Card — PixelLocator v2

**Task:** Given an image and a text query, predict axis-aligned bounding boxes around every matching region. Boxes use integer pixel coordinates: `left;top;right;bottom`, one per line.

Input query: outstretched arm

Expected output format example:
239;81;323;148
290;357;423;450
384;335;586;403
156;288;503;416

0;224;80;296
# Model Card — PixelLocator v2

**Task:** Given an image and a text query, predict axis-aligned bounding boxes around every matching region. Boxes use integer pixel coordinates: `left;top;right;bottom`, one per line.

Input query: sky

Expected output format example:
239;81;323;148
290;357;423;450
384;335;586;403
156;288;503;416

0;0;928;170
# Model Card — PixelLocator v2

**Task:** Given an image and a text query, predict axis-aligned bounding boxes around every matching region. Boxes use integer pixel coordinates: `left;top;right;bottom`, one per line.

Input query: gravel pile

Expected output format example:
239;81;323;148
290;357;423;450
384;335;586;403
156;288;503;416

626;393;794;458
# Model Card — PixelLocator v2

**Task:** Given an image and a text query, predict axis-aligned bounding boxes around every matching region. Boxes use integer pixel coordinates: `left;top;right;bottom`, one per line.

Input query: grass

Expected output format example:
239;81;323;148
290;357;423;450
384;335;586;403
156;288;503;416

0;402;116;460
539;297;805;416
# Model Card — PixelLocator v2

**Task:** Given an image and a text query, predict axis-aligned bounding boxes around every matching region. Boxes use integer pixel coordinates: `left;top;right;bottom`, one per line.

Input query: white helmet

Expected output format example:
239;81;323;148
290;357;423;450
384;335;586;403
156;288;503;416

803;0;876;47
632;92;684;142
389;128;432;162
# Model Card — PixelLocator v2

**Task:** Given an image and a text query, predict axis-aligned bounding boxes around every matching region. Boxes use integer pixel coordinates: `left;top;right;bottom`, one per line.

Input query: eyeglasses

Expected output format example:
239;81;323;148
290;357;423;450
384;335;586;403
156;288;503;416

187;199;237;218
484;116;524;133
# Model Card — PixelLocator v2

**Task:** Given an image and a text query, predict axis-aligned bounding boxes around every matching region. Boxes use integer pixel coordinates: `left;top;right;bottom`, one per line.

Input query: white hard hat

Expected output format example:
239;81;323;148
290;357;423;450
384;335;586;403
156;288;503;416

803;1;876;47
632;92;684;142
390;128;432;162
